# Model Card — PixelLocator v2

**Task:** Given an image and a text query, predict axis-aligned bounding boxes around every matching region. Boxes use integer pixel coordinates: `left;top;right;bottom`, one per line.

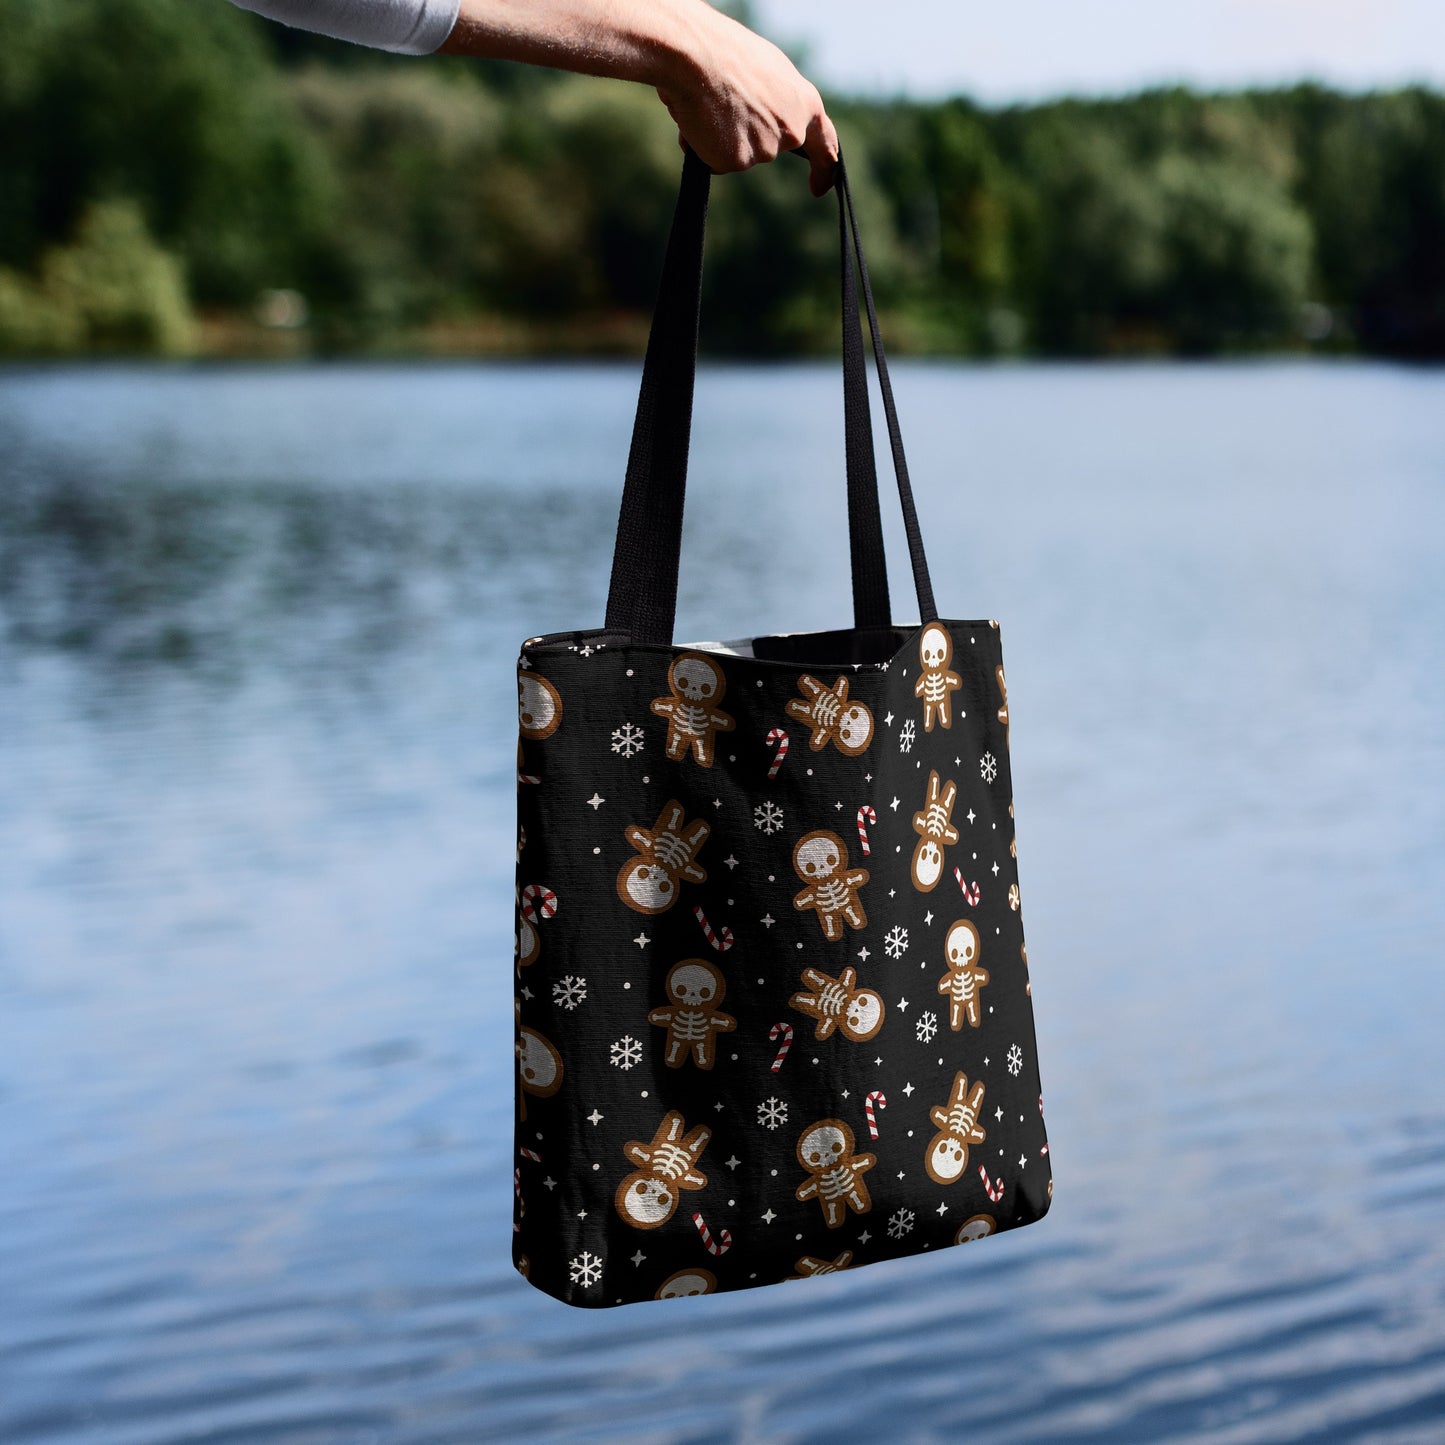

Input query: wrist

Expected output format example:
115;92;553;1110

643;0;721;93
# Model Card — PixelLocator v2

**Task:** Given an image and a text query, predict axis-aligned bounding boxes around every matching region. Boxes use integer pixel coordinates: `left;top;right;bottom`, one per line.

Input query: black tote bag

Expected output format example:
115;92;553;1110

513;151;1051;1308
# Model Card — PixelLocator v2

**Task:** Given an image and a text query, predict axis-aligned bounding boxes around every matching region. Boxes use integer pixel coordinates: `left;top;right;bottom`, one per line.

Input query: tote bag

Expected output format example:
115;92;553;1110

513;151;1051;1308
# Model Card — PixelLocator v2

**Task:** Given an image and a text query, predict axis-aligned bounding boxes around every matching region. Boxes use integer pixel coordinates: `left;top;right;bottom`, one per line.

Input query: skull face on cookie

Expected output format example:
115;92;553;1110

910;770;960;892
655;1268;717;1300
791;830;869;941
648;958;737;1070
614;1110;711;1230
517;672;563;740
786;674;875;757
789;965;885;1043
924;1071;987;1185
914;624;963;731
794;1118;875;1228
617;800;711;915
650;653;735;767
937;918;989;1030
954;1214;996;1245
516;1025;563;1120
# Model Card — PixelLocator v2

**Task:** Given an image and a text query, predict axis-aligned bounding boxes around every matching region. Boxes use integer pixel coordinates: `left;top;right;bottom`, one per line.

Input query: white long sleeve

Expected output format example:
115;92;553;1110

228;0;461;56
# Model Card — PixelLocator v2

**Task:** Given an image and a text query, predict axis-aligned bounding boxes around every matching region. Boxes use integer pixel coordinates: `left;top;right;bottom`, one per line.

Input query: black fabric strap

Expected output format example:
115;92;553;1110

604;148;936;645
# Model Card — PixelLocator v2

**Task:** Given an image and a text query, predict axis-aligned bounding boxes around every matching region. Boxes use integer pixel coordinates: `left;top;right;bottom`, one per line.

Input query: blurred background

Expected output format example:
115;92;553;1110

1;2;1443;1442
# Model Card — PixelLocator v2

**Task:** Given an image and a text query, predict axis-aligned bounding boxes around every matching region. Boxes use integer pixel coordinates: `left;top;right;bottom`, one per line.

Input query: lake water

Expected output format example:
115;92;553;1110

1;359;1443;1443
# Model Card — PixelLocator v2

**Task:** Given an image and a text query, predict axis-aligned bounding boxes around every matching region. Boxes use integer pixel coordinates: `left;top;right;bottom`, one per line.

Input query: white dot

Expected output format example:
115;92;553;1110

807;768;814;776
626;669;634;677
797;942;804;950
729;755;736;762
728;898;735;905
592;1163;600;1171
643;775;650;783
641;1090;648;1098
593;847;601;855
623;982;631;990
771;1169;778;1177
729;1199;736;1206
796;1233;804;1241
758;977;765;985
535;1132;543;1140
907;1130;914;1137
731;1053;738;1061
756;680;763;688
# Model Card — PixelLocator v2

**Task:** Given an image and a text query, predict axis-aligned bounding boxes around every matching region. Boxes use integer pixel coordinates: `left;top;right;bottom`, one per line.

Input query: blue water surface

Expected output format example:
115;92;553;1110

1;359;1442;1443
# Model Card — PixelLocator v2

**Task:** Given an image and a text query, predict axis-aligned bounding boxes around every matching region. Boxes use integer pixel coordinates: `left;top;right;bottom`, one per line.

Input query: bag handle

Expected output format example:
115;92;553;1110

603;148;937;646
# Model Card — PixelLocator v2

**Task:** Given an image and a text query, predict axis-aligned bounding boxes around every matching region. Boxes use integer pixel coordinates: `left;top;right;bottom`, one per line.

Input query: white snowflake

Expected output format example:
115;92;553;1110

610;1034;642;1070
754;800;784;836
1007;1042;1024;1077
899;717;917;754
569;1250;603;1288
980;752;998;784
887;1207;916;1240
610;722;645;758
915;1010;938;1044
553;975;587;1010
758;1096;788;1130
884;925;910;960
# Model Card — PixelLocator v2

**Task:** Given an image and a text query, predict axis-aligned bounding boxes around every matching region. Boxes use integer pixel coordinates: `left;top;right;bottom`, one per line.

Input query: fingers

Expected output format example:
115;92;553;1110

803;111;840;198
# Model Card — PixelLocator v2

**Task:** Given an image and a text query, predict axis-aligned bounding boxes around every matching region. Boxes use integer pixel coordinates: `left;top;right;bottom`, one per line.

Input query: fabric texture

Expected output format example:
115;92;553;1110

514;623;1050;1307
228;0;459;55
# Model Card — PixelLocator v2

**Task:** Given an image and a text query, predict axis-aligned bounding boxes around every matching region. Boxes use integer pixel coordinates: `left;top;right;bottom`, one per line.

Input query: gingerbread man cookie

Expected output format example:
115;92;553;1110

650;653;735;767
954;1215;996;1245
937;918;988;1030
791;830;869;941
786;674;874;756
614;1110;711;1230
910;770;960;892
915;624;963;731
648;959;736;1070
924;1071;987;1185
516;1024;563;1121
655;1268;717;1300
790;1250;854;1279
617;800;711;915
789;965;885;1042
995;663;1009;742
795;1118;875;1228
518;672;563;741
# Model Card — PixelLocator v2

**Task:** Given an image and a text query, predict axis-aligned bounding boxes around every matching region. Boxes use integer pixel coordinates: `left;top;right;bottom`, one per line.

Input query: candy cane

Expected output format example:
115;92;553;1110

769;1021;793;1073
953;868;981;905
520;884;558;925
513;1167;522;1232
856;805;877;857
693;904;734;952
517;768;541;785
978;1165;1005;1203
691;1211;732;1256
1040;1143;1049;1156
864;1089;887;1139
765;727;789;780
519;1147;542;1163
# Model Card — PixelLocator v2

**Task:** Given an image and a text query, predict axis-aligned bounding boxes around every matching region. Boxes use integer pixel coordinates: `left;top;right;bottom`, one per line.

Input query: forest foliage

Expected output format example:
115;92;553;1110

2;0;1443;357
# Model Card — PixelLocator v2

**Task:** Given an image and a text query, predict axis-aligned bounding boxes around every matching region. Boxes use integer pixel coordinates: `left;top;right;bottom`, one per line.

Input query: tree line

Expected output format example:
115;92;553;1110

2;0;1443;357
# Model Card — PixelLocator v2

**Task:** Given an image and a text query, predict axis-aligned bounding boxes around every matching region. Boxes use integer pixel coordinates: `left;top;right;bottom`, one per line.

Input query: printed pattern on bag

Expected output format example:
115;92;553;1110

513;621;1051;1307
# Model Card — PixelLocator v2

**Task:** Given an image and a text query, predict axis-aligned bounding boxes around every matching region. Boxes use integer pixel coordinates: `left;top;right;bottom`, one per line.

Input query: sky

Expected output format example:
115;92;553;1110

755;0;1445;101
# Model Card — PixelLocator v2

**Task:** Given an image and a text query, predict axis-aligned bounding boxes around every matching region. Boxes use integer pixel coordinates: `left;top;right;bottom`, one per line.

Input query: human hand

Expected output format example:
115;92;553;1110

655;5;839;196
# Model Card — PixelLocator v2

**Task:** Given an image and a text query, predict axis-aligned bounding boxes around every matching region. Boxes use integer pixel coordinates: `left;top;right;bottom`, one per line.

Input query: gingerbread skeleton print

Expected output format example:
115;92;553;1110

614;1110;711;1230
518;672;563;741
795;1118;875;1228
924;1071;987;1185
915;624;963;731
512;607;1051;1307
516;1025;563;1121
789;965;885;1043
938;919;989;1030
791;830;869;941
911;770;960;891
650;653;735;767
786;674;875;756
648;959;736;1069
617;800;711;914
